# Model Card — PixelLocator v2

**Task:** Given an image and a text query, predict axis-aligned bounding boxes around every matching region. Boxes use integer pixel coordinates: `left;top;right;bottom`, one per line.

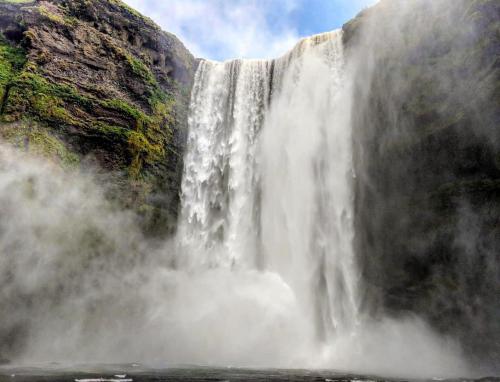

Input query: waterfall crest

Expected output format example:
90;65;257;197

178;30;359;342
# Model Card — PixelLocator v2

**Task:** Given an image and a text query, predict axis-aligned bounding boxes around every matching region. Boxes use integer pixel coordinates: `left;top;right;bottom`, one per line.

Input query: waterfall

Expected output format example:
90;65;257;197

177;59;271;269
0;26;470;376
178;30;359;343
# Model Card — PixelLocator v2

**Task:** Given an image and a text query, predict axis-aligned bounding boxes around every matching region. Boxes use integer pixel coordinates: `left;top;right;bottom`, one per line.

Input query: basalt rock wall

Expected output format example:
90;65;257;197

0;0;196;235
344;0;500;371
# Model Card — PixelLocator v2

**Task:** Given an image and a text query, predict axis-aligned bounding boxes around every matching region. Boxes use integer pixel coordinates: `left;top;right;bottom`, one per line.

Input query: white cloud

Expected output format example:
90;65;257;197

122;0;301;60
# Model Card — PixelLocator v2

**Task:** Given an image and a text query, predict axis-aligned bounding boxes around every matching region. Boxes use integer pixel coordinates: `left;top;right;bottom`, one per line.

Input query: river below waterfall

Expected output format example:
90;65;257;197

1;366;498;382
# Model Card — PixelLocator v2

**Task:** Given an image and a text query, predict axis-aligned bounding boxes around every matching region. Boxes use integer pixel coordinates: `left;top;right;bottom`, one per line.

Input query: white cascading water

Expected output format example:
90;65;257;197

178;30;359;347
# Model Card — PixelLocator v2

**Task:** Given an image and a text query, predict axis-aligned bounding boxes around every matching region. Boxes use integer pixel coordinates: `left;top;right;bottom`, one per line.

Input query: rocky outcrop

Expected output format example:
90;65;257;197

345;0;500;371
0;0;196;234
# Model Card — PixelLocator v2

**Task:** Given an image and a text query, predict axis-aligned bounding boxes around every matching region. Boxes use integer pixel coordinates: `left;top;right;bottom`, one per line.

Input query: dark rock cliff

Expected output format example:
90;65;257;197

0;0;196;235
345;0;500;371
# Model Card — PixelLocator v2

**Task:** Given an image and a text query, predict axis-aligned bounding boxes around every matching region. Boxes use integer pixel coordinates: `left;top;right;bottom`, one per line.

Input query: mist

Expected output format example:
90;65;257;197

0;144;468;377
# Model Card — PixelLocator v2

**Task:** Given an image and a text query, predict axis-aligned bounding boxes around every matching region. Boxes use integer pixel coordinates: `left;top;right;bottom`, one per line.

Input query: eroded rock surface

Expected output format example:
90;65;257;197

0;0;196;234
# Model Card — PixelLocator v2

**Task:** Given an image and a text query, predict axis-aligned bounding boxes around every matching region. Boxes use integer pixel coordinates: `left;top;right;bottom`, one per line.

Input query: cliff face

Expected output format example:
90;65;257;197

0;0;196;234
345;0;500;370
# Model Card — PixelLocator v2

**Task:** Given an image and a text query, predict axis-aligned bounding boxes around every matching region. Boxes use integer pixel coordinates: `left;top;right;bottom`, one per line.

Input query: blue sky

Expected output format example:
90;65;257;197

123;0;376;61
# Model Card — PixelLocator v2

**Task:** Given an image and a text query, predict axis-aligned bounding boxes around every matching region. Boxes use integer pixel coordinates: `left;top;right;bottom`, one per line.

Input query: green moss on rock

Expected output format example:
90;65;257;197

4;68;91;125
0;36;26;104
38;4;77;27
1;120;79;167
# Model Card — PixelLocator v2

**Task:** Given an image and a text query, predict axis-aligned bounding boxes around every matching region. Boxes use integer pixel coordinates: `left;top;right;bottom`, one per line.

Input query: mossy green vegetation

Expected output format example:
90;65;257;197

4;67;91;124
89;121;129;141
37;4;78;27
99;48;177;177
126;53;155;85
0;36;26;103
127;130;164;178
1;121;79;167
99;99;170;178
100;94;174;177
0;40;175;181
0;38;80;168
0;34;176;178
101;97;144;121
0;37;80;167
38;5;66;26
